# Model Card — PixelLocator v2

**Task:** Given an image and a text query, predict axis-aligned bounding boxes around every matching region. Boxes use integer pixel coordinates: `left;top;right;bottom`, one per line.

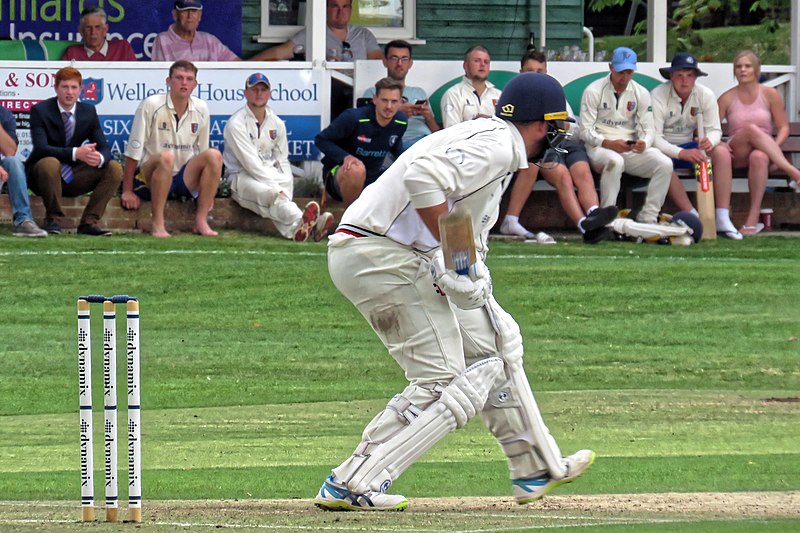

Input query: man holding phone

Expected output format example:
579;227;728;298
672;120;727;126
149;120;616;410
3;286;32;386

363;40;439;149
579;47;672;224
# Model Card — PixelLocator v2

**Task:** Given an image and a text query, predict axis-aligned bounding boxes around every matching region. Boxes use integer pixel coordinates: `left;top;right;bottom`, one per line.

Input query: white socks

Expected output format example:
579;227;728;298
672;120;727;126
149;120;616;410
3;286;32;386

715;208;737;233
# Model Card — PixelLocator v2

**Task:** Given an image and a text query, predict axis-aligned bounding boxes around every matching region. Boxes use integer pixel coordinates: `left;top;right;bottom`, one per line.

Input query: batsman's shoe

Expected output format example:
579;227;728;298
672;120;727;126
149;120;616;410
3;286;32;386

293;201;320;242
512;449;596;504
312;211;335;242
580;206;619;233
314;475;408;512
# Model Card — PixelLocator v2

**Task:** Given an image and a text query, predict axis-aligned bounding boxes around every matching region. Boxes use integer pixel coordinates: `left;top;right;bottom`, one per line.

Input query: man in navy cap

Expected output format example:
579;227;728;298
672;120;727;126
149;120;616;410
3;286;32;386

651;52;741;239
578;47;673;224
314;73;594;512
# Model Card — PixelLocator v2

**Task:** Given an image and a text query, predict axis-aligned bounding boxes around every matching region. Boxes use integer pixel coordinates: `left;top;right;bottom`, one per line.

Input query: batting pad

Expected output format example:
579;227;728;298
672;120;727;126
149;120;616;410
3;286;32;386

507;365;566;479
611;218;690;240
345;357;504;495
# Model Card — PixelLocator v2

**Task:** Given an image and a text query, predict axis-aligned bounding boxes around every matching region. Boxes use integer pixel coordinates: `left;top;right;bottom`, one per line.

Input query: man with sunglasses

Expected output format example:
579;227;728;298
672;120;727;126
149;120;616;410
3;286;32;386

579;47;673;224
314;73;594;512
362;40;440;149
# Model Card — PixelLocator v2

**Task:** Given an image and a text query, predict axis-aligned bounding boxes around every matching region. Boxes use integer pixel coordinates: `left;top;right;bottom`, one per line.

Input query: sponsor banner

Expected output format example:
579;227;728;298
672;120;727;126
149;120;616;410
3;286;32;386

0;0;242;60
355;60;738;123
0;65;322;160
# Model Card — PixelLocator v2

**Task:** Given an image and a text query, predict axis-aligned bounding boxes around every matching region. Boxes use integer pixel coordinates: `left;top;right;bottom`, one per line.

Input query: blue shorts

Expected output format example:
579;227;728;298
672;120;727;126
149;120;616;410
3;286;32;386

133;164;196;200
671;141;698;170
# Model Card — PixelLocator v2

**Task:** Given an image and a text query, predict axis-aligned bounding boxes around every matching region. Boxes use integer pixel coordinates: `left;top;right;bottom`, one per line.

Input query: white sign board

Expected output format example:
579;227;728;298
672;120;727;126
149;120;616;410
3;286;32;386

0;63;323;161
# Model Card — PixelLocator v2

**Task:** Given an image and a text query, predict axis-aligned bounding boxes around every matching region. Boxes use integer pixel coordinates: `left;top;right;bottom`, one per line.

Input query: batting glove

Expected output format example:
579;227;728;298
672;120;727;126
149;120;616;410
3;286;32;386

430;250;492;310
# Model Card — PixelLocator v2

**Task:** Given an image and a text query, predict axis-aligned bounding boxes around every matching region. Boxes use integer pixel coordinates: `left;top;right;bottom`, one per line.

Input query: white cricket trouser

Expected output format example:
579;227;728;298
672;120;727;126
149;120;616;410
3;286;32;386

328;235;553;483
586;146;673;223
327;236;480;482
230;170;302;239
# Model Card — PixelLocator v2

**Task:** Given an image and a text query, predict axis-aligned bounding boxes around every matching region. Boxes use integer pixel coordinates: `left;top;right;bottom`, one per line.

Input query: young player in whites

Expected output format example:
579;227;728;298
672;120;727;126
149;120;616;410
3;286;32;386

651;52;741;239
223;73;334;241
122;60;221;237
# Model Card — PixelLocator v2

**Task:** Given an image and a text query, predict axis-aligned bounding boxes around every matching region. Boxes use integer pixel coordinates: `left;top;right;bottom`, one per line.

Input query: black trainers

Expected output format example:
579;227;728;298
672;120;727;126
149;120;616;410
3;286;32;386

580;206;618;233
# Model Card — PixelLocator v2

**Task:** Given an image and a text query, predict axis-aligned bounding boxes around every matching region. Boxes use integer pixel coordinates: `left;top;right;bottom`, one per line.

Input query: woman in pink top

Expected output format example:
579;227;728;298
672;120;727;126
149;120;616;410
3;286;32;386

718;50;800;235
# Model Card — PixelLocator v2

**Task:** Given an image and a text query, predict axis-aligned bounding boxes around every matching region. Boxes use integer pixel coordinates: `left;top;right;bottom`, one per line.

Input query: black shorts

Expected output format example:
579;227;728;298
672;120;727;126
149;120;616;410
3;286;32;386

559;139;589;168
323;165;343;202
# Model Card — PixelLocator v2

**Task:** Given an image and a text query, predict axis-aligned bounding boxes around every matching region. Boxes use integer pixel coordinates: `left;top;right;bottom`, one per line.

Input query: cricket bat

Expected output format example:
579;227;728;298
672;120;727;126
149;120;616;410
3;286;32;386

438;207;476;275
694;113;717;240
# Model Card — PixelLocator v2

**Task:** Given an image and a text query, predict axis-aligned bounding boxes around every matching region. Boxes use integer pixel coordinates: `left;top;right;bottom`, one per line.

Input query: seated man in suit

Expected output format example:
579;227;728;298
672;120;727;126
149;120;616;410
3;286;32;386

26;67;122;235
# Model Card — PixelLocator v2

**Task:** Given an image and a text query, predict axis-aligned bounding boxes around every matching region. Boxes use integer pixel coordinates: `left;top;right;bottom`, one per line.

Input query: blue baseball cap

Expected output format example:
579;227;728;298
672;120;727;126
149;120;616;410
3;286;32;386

245;72;271;89
175;0;202;11
611;47;637;72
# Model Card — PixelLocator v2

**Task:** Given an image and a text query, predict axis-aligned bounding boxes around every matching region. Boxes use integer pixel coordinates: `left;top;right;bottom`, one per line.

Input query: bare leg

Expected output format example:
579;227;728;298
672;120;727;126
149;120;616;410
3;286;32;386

506;166;538;217
666;171;695;212
141;152;175;238
541;165;583;226
741;150;769;228
569;161;600;213
710;145;733;210
183;149;222;236
728;124;800;183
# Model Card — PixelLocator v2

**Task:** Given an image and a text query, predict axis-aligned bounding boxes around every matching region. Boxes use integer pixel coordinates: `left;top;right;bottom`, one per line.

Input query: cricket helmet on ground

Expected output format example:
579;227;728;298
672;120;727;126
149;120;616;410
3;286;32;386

672;211;703;243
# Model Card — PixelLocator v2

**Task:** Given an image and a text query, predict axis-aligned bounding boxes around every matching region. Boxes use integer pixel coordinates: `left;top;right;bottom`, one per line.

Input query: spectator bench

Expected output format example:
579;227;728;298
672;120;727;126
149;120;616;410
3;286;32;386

4;121;800;235
0;195;345;236
506;122;800;231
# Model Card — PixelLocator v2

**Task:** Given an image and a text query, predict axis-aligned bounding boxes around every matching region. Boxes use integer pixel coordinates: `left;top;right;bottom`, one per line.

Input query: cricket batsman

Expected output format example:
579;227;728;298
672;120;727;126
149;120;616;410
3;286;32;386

315;73;595;511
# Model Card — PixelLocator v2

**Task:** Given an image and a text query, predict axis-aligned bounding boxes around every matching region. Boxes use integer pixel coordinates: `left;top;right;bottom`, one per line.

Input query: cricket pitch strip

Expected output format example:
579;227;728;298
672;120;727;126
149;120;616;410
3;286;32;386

1;491;798;531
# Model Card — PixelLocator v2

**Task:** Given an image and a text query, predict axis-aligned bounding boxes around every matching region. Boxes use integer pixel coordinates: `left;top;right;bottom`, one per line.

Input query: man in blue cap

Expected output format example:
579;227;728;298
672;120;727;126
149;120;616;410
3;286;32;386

651;52;741;239
223;73;334;242
578;47;673;224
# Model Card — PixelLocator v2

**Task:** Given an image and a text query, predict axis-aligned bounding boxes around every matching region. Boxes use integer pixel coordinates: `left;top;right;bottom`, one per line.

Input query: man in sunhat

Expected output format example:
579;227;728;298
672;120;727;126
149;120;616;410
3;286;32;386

578;47;673;224
223;73;334;242
651;52;740;239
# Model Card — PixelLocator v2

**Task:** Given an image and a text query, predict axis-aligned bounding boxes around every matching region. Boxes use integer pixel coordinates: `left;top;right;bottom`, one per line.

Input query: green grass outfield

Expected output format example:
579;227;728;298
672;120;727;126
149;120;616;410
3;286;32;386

0;231;798;531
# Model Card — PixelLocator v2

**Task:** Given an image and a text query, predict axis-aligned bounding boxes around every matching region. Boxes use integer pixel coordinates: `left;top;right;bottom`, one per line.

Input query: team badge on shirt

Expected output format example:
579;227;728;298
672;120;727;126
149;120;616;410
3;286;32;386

269;129;277;140
389;135;398;146
690;107;698;116
159;122;169;131
627;101;636;112
191;123;199;134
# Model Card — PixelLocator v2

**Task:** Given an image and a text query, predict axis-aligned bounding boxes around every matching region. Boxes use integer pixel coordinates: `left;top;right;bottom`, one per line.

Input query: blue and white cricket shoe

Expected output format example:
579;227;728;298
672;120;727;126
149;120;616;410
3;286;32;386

314;475;409;512
512;449;596;504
